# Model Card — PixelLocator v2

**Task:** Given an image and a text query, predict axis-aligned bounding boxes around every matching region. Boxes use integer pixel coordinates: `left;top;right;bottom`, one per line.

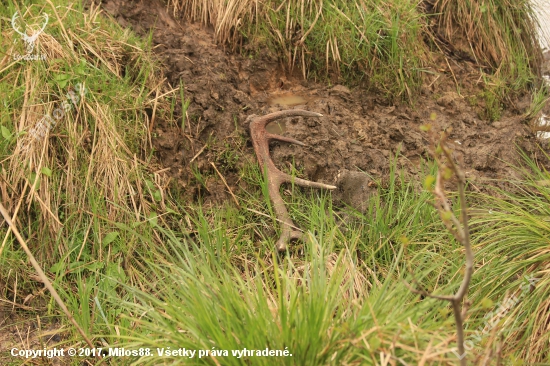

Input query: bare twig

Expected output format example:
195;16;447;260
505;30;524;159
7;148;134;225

248;110;336;251
0;201;99;357
210;162;240;208
189;143;208;164
410;128;474;365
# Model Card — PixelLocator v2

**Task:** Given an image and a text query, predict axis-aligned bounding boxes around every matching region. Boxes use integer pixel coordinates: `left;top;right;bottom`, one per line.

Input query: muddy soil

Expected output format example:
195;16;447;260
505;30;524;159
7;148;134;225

102;0;550;210
0;309;69;365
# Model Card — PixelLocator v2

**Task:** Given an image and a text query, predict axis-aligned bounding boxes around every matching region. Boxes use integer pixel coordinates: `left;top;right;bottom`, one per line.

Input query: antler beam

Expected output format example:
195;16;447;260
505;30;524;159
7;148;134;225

248;110;336;252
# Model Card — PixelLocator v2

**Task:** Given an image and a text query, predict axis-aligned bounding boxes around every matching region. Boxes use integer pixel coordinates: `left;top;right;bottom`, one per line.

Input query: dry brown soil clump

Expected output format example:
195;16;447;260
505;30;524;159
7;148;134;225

104;0;548;209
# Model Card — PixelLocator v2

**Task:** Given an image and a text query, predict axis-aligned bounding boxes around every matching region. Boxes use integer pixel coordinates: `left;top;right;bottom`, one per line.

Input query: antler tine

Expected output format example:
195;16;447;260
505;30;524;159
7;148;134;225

249;109;336;252
11;12;25;37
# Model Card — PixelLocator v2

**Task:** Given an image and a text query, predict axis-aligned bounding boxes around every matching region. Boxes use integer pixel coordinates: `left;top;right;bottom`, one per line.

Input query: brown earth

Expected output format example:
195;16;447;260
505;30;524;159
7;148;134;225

101;0;550;211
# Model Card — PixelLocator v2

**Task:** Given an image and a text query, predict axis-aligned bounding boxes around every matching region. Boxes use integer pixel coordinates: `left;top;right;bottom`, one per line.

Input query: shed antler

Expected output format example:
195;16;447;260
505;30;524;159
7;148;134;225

248;110;336;252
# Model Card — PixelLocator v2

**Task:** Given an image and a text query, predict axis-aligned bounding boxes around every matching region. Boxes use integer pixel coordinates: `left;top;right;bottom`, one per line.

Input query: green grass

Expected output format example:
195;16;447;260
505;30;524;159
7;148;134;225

47;154;547;365
0;0;162;263
84;161;453;365
432;0;543;117
260;0;426;100
176;0;428;101
173;0;543;106
0;2;172;362
465;150;550;363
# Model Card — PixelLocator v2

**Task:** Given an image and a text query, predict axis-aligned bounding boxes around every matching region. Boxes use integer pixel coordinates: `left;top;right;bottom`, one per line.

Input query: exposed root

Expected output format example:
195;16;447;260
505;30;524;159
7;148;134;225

248;110;336;252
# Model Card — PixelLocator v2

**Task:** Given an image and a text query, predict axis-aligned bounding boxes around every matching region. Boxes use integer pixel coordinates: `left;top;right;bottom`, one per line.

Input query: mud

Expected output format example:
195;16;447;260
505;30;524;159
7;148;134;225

102;0;550;211
0;311;68;365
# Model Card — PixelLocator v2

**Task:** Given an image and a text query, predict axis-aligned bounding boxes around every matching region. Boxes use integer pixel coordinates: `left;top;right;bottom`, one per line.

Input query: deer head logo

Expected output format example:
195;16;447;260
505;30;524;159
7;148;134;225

11;11;49;54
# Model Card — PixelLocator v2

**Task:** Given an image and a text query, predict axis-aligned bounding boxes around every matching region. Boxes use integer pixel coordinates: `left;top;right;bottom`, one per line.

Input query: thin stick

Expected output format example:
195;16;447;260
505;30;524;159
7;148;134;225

408;130;473;365
189;144;207;165
210;162;240;208
149;87;159;133
0;201;99;356
0;181;29;257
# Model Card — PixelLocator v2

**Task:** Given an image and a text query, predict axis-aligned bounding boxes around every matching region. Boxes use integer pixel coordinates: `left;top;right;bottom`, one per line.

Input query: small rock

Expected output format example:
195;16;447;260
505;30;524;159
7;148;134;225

203;107;216;121
330;85;351;95
334;170;377;212
233;90;249;104
437;92;460;107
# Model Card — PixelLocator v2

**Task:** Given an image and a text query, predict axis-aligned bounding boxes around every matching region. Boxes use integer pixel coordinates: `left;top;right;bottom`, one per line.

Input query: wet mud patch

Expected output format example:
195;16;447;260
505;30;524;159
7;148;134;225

102;0;549;209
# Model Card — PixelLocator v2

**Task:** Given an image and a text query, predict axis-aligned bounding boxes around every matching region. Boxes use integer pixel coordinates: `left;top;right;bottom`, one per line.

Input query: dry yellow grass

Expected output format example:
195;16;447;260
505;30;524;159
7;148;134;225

0;3;167;259
433;0;543;79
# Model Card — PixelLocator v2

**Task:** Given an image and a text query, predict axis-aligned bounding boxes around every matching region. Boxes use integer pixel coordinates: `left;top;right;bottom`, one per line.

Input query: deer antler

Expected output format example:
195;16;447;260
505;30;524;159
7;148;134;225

248;110;336;252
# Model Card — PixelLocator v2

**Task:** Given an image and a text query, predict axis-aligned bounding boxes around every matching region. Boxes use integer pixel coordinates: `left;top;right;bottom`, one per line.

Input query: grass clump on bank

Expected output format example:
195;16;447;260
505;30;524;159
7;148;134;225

170;0;428;100
431;0;545;121
170;0;544;105
433;0;542;87
95;154;549;365
467;151;550;363
0;0;172;344
0;1;166;262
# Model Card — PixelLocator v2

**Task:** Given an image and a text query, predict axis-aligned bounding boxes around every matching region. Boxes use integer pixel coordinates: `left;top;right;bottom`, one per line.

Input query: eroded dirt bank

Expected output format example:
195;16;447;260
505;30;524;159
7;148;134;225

103;0;549;210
